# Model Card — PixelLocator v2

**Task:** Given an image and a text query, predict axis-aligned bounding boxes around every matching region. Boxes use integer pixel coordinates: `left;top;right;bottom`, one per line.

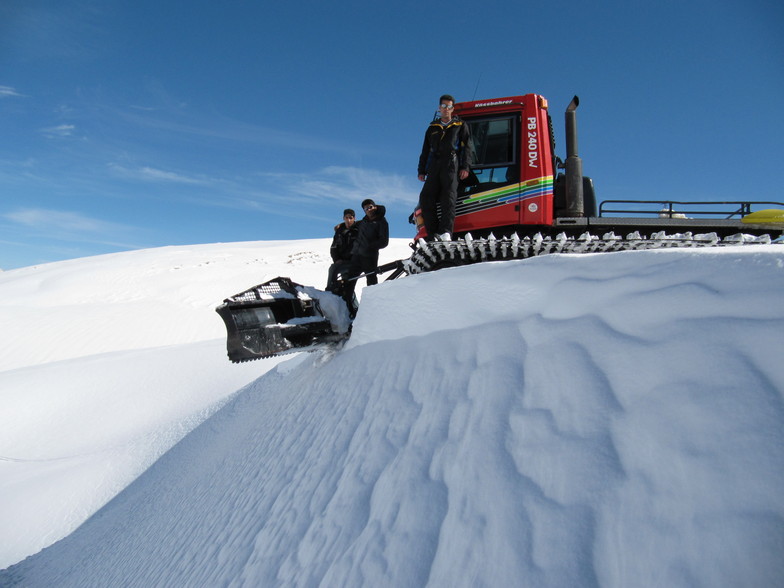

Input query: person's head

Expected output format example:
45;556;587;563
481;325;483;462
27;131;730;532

361;198;377;217
438;94;455;120
343;208;355;227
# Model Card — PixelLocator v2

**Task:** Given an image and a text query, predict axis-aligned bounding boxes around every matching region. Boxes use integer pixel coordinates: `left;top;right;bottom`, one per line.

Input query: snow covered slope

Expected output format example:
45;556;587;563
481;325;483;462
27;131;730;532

0;238;412;570
2;242;783;587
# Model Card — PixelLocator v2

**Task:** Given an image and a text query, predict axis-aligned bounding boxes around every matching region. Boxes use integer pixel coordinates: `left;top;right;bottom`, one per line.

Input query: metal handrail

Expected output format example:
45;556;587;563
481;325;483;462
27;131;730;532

599;200;784;219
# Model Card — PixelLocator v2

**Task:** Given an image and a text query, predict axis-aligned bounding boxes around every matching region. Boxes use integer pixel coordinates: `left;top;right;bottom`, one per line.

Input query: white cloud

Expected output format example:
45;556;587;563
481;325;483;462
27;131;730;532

0;86;24;98
4;208;119;234
1;209;143;256
260;166;419;207
39;124;75;138
108;163;207;185
138;166;205;184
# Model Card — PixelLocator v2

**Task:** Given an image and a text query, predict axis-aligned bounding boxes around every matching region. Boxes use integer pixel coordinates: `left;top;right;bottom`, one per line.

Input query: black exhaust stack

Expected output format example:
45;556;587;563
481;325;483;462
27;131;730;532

564;96;584;217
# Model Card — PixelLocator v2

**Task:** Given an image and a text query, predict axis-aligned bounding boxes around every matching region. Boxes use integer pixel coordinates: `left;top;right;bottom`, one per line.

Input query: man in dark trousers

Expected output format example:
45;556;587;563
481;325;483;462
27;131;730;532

326;208;357;293
343;198;389;317
417;93;473;241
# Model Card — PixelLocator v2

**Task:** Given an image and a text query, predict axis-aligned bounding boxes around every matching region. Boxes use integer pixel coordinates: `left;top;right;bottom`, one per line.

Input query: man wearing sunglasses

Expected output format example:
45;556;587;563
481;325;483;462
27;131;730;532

342;198;389;318
417;94;473;241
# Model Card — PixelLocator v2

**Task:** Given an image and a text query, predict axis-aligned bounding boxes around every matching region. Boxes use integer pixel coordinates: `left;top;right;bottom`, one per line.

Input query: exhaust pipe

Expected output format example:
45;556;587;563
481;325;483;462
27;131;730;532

565;96;584;217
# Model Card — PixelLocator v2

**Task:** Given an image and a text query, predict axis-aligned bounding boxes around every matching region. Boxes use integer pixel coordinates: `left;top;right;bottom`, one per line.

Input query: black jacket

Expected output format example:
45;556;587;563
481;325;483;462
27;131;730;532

417;116;473;176
330;222;358;263
353;205;389;258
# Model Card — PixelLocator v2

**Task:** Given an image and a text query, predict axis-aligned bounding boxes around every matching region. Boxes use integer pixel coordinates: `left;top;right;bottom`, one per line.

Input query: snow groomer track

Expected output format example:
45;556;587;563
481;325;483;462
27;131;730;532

404;231;779;273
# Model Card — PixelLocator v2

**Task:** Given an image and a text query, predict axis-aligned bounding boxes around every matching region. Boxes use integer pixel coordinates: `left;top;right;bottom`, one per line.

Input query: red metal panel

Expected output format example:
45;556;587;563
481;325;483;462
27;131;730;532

454;94;555;232
517;95;555;226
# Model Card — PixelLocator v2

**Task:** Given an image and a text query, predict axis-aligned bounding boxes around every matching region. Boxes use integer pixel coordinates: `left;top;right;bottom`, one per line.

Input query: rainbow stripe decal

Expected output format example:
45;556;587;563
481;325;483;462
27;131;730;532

464;176;554;206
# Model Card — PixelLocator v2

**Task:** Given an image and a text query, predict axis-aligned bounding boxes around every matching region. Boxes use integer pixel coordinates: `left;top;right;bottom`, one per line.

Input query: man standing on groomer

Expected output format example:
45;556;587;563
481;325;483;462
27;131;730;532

417;94;473;241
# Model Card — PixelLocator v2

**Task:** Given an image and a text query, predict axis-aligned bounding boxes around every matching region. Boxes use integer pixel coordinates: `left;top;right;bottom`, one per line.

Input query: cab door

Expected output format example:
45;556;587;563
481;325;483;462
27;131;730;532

454;114;522;233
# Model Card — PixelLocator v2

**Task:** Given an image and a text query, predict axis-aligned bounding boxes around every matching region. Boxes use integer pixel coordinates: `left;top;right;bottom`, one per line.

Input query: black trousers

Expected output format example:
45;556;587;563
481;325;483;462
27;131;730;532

326;260;351;292
342;253;379;315
419;158;458;235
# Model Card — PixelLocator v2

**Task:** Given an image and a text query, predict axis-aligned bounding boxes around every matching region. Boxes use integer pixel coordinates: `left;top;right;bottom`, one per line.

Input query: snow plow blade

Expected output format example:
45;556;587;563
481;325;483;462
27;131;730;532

216;277;350;363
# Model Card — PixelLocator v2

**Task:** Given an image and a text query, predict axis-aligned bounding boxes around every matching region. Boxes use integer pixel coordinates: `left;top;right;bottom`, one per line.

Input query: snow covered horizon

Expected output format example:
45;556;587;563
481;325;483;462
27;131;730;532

1;239;783;586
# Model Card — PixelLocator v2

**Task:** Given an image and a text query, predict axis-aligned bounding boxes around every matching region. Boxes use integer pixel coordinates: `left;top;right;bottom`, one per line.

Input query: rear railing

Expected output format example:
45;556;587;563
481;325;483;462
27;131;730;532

599;200;784;219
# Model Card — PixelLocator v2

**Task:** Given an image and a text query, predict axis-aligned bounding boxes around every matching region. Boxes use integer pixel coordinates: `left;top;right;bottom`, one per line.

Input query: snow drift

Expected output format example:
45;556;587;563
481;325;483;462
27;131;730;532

1;241;783;587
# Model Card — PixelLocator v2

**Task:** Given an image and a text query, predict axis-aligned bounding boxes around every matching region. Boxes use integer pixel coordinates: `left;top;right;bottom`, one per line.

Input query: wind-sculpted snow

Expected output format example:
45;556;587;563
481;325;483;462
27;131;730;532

1;243;784;586
349;247;784;348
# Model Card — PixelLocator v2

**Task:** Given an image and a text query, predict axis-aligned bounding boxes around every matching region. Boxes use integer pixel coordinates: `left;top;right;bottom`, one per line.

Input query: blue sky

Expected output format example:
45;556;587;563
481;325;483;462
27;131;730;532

1;0;782;269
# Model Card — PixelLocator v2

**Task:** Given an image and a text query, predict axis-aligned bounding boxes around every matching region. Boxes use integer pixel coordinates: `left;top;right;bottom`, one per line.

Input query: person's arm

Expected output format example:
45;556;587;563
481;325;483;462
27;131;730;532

329;228;341;262
417;129;431;180
376;219;389;250
458;123;473;180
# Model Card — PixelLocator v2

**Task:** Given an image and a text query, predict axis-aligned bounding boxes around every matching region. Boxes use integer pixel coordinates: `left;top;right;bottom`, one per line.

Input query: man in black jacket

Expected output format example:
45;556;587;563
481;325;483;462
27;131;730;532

326;208;357;293
417;94;473;241
343;198;389;317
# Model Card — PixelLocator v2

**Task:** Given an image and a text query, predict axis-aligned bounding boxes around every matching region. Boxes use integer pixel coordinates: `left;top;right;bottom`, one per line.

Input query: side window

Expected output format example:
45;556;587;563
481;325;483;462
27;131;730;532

464;115;519;195
471;117;515;166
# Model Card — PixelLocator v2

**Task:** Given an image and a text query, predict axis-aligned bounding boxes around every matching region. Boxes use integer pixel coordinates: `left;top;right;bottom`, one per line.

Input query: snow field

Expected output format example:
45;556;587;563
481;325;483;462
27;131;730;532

1;241;783;587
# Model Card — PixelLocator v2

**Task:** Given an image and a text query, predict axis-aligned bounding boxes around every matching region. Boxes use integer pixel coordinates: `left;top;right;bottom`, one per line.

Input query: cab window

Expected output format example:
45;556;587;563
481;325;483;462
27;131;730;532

464;115;519;195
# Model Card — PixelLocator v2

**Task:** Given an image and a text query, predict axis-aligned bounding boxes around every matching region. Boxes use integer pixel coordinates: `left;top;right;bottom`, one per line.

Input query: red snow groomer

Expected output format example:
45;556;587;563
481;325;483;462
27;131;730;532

403;94;783;272
217;94;784;361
